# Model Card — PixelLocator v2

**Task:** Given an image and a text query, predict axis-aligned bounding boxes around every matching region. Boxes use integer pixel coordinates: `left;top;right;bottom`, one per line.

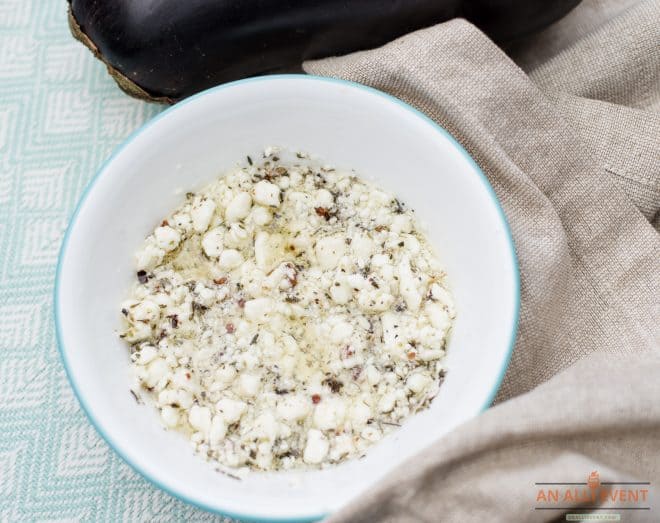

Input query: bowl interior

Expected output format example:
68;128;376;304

56;76;518;522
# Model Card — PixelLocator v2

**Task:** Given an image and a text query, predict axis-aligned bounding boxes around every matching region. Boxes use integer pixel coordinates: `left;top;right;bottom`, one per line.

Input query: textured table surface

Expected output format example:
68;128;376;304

0;2;229;520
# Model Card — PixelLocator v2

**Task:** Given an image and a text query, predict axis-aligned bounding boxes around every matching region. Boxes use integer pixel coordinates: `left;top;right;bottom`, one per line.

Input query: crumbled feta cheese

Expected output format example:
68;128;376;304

315;235;346;269
391;214;412;233
313;189;334;208
425;302;451;332
121;322;151;345
349;401;372;428
398;257;422;312
225;192;252;223
330;321;353;343
120;151;454;472
135;243;165;271
406;372;432;394
251;412;278;441
216;398;247;424
154;226;181;252
430;283;456;318
303;429;329;464
313;397;346;430
418;348;445;361
365;365;381;386
357;289;394;312
329;433;355;461
171;212;193;232
351;233;375;261
201;227;224;258
378;392;397;413
236;373;261;398
194;282;216;307
218;249;243;270
254;231;283;272
159;388;194;409
209;415;228;444
276;395;310;422
244;298;271;323
143;358;169;388
254;181;281;207
161;406;180;428
130;300;160;323
189;405;212;435
135;345;158;365
330;278;352;304
224;223;250;249
251;206;272;226
191;198;216;232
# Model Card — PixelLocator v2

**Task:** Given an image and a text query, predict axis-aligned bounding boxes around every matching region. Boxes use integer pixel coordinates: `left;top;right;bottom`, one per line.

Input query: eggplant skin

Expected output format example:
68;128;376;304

68;0;580;103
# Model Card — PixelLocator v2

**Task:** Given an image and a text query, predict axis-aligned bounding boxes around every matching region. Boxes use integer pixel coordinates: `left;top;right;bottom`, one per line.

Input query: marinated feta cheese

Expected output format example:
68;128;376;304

119;148;455;472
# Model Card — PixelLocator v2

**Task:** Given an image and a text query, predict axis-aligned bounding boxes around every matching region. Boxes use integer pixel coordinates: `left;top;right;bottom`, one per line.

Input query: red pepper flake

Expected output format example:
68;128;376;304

407;351;417;360
185;372;191;379
315;207;330;220
161;220;169;227
226;323;235;334
285;263;298;287
341;346;354;359
237;298;245;308
214;277;228;285
311;394;321;404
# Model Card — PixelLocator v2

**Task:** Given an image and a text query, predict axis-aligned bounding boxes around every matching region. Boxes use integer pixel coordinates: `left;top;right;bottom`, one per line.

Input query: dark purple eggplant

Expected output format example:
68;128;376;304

68;0;580;103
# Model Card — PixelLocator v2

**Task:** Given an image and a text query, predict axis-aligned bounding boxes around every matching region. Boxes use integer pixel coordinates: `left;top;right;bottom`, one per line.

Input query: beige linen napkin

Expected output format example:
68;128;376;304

304;0;660;521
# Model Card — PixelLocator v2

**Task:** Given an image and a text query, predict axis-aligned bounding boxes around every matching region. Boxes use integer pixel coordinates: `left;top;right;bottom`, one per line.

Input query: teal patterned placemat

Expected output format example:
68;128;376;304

0;1;230;520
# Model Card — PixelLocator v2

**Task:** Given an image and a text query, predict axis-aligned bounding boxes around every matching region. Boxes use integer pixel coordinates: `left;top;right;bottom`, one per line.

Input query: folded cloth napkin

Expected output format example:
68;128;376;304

304;0;660;521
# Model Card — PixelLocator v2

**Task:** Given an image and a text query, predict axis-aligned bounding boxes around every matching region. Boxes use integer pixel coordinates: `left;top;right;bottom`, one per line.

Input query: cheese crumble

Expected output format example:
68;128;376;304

120;149;455;472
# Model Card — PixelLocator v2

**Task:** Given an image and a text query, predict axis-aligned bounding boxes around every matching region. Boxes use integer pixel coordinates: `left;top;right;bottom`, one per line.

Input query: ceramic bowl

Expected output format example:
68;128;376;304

55;75;519;522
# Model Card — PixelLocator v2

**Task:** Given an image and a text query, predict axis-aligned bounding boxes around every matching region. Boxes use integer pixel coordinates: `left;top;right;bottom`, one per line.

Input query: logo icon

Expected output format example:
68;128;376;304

588;471;600;490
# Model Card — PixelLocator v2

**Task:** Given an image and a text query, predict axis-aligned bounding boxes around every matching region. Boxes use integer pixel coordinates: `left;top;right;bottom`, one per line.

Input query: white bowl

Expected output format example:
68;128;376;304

55;75;519;522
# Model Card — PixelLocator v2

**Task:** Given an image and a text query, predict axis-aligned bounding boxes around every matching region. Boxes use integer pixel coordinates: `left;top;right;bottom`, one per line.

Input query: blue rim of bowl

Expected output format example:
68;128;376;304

54;74;520;523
